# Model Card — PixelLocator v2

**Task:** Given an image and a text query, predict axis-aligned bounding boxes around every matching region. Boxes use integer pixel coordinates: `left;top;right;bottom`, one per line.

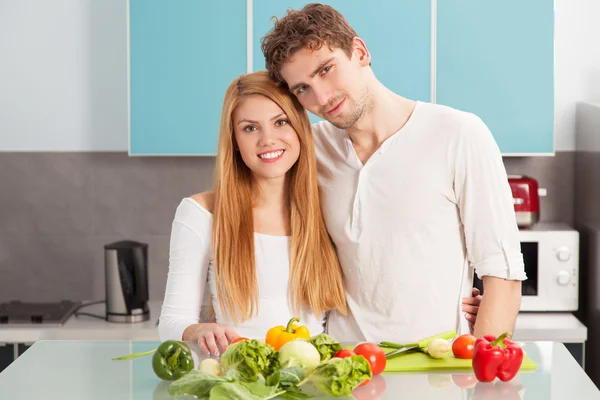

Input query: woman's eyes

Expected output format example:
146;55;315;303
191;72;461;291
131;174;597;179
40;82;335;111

242;120;289;132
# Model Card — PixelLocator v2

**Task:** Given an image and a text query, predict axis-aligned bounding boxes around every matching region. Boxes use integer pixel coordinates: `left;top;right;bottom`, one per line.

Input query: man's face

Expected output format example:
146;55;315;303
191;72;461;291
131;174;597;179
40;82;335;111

279;42;371;129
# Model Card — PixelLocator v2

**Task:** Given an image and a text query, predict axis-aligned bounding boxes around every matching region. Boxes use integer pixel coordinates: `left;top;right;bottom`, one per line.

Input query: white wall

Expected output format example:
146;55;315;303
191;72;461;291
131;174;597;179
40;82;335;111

0;0;598;152
0;0;128;151
554;0;600;150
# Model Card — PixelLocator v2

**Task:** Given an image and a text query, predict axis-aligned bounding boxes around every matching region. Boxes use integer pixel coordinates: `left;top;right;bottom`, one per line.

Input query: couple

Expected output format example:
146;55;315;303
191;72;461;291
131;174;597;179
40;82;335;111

158;3;526;356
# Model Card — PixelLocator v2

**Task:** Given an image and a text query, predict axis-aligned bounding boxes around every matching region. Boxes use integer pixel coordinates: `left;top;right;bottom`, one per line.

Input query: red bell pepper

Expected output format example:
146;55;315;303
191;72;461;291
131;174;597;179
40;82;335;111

472;332;523;382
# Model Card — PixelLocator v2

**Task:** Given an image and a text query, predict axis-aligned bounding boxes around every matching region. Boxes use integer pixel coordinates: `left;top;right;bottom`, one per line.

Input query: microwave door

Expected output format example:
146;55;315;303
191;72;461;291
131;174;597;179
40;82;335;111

521;241;539;297
472;241;539;309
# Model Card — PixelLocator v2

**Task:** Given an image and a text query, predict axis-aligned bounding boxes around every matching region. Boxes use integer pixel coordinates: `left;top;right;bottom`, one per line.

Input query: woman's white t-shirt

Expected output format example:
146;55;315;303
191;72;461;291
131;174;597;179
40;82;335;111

158;197;325;341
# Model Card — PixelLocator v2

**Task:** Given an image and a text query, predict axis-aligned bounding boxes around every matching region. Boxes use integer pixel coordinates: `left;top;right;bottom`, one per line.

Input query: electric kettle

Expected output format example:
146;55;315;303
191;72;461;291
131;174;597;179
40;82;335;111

104;240;150;323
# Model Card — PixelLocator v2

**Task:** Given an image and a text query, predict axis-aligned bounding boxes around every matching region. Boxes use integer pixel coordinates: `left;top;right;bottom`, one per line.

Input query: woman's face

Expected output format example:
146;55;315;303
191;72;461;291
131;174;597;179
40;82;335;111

233;95;301;184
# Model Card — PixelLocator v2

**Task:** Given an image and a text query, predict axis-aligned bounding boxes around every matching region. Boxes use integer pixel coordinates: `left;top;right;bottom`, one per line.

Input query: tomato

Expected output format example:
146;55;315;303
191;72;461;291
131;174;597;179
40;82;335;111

231;337;248;344
353;343;387;375
452;334;476;359
334;349;356;358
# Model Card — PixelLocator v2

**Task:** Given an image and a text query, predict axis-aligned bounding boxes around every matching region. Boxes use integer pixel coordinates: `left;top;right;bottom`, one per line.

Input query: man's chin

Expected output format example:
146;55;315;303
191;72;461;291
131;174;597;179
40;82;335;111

329;117;355;130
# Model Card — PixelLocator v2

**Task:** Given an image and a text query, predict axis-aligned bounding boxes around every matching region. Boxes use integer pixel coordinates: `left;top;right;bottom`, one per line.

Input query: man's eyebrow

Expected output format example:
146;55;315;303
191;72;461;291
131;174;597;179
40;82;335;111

289;57;335;92
310;57;335;77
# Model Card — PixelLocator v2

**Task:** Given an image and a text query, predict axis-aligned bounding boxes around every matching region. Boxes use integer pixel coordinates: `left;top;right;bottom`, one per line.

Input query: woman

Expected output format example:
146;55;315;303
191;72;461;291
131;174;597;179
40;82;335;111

158;71;481;356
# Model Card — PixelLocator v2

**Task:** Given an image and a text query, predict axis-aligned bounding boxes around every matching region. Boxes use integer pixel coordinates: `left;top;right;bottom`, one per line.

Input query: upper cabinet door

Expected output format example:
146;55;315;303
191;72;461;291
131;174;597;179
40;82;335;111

129;0;247;155
253;1;432;123
436;0;554;155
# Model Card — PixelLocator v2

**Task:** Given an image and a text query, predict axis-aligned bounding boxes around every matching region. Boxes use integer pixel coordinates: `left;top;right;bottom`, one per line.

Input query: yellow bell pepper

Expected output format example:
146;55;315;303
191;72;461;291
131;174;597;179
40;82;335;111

265;317;310;350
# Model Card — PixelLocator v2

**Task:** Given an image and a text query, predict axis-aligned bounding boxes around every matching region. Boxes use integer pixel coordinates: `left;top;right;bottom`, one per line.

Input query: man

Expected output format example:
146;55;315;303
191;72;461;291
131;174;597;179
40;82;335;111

261;3;525;342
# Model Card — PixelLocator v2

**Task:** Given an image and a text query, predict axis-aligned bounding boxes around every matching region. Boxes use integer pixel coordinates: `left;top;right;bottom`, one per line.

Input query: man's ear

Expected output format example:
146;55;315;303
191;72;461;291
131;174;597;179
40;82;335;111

351;37;371;67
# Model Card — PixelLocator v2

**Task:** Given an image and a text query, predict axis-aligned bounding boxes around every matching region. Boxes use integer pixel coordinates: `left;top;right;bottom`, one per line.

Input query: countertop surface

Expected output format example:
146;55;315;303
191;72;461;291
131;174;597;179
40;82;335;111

0;301;588;344
0;340;598;400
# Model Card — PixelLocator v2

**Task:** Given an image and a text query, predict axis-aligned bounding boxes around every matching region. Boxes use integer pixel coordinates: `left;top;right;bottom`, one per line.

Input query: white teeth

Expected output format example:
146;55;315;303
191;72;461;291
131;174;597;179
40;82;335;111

259;150;283;159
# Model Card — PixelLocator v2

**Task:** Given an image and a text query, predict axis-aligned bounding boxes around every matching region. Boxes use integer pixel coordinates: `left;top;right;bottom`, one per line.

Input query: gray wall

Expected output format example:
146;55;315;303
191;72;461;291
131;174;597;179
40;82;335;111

0;151;576;303
573;102;600;387
0;154;215;303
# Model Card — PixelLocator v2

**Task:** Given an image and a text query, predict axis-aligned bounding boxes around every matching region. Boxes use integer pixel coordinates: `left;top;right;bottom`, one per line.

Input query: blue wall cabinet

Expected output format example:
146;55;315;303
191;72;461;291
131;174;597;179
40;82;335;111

253;1;432;124
129;1;554;155
129;0;247;155
436;0;554;154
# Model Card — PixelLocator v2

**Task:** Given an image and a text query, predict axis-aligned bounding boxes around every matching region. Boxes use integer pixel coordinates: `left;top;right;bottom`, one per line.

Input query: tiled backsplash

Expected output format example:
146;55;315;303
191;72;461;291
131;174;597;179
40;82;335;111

0;151;575;303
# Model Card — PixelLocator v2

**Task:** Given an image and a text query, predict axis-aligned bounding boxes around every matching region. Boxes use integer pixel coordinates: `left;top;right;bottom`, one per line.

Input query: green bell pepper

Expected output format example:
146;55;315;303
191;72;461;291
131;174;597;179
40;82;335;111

152;340;194;381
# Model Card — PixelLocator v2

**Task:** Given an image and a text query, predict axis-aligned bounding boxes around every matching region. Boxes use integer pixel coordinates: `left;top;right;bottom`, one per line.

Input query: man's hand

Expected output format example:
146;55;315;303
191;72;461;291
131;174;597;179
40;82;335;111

472;276;521;338
462;287;482;334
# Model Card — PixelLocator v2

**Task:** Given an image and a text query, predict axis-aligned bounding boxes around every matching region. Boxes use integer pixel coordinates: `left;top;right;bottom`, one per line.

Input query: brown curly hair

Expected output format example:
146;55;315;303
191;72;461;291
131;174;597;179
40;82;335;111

260;3;358;87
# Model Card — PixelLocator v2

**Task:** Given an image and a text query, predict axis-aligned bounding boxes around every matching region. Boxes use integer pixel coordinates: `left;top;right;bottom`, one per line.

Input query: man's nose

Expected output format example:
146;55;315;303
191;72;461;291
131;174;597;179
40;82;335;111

313;84;332;107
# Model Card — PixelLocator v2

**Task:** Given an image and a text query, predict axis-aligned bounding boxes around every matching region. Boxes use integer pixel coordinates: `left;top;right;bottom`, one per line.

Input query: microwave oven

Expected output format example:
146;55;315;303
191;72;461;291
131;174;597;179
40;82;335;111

473;222;579;312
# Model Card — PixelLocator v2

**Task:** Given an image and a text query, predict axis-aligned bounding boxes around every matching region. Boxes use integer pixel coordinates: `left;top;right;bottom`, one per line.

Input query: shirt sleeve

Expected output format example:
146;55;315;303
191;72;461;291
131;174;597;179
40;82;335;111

158;199;213;341
453;114;527;281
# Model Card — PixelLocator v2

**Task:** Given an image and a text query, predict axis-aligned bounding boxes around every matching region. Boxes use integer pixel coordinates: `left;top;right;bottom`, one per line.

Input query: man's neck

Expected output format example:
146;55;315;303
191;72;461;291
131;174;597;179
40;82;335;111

346;81;417;164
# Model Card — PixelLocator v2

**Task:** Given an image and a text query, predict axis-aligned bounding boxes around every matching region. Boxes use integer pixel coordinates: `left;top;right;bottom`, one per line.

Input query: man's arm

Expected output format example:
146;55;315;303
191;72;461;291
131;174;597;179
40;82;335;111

473;277;522;338
452;113;527;338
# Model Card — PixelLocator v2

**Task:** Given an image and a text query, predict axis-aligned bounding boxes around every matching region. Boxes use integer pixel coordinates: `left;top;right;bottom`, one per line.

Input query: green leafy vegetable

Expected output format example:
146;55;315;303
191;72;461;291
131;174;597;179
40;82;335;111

209;381;284;399
300;354;372;396
220;339;280;382
277;386;314;399
278;366;305;387
308;333;343;362
167;370;227;398
266;366;305;388
265;367;313;399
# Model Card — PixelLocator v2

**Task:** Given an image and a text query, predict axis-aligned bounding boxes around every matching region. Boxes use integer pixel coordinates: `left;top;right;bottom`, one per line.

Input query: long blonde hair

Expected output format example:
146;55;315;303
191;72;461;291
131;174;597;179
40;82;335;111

212;71;348;323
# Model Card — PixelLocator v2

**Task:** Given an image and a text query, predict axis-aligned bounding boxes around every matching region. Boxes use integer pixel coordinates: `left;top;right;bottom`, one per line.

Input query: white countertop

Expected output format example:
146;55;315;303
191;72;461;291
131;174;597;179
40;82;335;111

1;340;598;399
0;301;588;344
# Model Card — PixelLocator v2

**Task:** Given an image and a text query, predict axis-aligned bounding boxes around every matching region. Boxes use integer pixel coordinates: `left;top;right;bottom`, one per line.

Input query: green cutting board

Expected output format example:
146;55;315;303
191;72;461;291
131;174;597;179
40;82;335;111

380;347;537;372
349;346;536;372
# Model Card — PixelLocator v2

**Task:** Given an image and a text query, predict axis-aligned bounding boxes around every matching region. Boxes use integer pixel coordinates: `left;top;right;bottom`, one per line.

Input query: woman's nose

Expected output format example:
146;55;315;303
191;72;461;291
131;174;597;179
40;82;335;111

258;126;277;146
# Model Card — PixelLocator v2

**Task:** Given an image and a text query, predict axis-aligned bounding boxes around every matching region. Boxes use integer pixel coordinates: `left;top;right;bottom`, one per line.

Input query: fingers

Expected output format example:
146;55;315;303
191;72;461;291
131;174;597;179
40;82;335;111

197;324;239;356
471;287;480;297
204;333;221;357
214;330;230;354
198;336;211;355
462;296;482;306
224;328;241;344
462;304;479;315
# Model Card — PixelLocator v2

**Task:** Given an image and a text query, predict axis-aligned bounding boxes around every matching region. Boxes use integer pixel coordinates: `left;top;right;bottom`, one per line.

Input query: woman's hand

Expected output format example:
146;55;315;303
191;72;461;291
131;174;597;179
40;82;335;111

462;287;482;333
183;323;241;356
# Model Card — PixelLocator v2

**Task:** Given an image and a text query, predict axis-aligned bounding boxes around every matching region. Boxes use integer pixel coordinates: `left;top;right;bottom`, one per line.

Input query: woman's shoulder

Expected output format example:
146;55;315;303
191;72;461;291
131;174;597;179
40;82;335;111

172;192;214;230
189;191;215;214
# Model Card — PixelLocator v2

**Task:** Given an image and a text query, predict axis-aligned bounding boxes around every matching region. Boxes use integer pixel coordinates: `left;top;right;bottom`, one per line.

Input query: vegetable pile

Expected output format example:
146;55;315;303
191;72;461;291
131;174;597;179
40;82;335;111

113;319;525;398
114;317;381;399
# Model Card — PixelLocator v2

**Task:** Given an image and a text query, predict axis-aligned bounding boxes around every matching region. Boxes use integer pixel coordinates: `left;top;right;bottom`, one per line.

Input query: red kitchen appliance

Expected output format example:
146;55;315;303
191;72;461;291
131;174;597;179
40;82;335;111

508;175;540;228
